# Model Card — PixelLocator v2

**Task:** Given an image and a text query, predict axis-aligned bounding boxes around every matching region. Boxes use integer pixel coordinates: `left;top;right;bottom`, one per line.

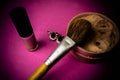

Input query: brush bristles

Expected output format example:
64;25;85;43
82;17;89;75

67;19;92;44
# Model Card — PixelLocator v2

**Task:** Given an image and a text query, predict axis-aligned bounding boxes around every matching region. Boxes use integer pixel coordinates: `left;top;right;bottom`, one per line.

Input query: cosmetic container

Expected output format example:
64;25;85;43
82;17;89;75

9;7;38;51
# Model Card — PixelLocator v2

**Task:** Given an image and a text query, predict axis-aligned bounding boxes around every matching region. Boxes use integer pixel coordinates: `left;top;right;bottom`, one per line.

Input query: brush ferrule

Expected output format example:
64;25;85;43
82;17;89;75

45;36;75;66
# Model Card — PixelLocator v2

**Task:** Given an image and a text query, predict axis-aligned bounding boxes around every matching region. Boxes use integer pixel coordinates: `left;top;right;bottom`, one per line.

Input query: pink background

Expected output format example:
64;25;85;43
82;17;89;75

0;0;119;80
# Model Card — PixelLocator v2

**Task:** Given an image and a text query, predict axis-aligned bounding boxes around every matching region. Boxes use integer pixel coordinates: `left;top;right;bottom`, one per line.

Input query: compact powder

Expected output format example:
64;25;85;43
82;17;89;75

67;12;119;63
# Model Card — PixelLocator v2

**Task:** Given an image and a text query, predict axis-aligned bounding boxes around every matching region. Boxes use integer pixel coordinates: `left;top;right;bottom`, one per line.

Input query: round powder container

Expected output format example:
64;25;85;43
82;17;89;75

67;12;119;63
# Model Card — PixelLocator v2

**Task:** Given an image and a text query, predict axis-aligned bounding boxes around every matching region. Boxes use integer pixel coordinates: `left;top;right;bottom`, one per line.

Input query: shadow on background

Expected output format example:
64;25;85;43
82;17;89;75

100;0;120;80
0;0;120;80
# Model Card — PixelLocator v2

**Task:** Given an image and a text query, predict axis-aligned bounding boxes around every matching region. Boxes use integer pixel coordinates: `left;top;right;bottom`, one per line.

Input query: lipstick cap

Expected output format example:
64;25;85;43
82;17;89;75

9;7;33;37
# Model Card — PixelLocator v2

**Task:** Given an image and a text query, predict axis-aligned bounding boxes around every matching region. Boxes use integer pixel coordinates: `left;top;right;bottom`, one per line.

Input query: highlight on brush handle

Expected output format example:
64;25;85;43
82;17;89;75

29;36;76;80
29;63;48;80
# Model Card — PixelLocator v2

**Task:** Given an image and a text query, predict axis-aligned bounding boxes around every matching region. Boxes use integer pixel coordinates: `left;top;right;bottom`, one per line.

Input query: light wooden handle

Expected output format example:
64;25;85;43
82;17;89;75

29;63;48;80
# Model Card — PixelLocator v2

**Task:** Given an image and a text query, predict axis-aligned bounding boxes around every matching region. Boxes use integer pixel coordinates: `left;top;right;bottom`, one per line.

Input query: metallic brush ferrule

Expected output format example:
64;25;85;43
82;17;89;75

45;36;76;66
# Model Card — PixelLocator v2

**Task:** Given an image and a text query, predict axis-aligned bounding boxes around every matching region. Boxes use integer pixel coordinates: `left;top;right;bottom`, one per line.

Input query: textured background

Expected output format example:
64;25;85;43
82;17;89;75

0;0;120;80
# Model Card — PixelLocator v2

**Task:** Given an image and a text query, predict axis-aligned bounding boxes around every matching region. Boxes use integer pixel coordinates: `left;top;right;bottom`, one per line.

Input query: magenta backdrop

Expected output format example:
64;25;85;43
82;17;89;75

0;0;119;80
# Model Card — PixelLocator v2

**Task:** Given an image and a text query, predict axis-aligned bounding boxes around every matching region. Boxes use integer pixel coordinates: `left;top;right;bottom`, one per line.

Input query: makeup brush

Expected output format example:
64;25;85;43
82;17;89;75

29;19;92;80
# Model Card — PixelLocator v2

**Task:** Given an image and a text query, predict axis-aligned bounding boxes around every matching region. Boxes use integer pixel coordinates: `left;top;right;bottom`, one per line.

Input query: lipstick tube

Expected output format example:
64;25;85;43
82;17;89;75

9;7;38;51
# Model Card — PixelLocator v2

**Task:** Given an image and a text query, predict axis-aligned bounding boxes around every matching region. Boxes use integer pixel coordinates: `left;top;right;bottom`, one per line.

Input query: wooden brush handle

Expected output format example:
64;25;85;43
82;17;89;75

29;63;48;80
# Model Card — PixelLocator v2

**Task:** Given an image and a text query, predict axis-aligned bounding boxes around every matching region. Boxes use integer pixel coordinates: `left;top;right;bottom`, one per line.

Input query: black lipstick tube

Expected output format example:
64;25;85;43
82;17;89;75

9;7;38;51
